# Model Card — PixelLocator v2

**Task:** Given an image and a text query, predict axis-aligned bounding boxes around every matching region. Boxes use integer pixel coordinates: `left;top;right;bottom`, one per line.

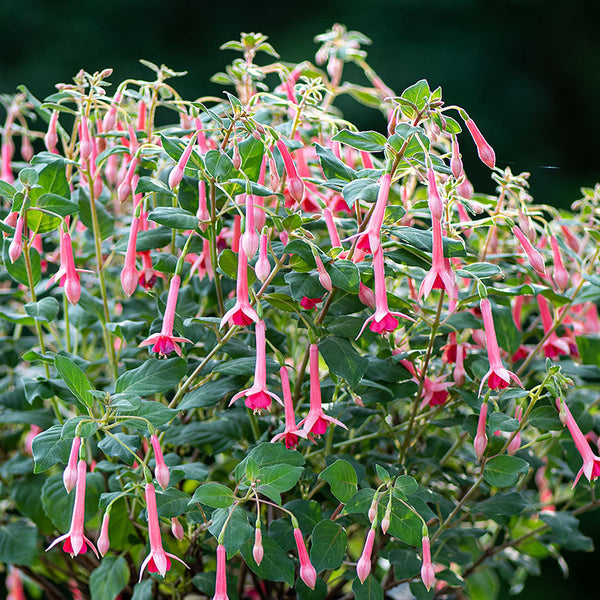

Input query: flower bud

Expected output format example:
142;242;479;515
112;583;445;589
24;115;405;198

8;215;24;263
465;117;495;169
171;517;184;541
450;137;463;179
253;527;264;565
420;535;435;591
255;233;271;283
358;282;376;309
63;436;82;493
21;136;34;162
427;167;443;221
97;511;110;556
356;528;375;584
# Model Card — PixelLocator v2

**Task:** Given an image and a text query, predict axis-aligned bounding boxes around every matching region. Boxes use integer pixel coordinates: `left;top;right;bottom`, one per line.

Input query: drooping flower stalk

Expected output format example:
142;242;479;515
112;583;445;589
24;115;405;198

271;366;308;448
464;116;496;169
229;320;282;412
479;298;522;395
298;344;347;436
139;483;188;580
276;140;304;204
47;460;99;558
419;215;456;300
219;246;259;328
139;274;191;356
556;398;600;488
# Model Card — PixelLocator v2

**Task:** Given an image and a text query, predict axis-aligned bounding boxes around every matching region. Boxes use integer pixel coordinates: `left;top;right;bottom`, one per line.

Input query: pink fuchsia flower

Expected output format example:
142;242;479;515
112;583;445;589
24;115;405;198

150;434;170;491
549;235;569;292
420;534;436;591
473;401;488;461
464;116;495;169
168;132;198;190
255;233;271;283
300;296;323;310
293;527;317;589
356;527;376;584
276;140;304;205
314;253;333;293
229;320;282;412
450;136;463;179
323;208;342;248
63;436;82;493
47;460;99;558
357;245;413;338
536;294;570;359
213;544;230;600
6;566;25;600
419;215;457;301
24;424;42;456
427;166;443;222
556;398;600;488
507;405;523;455
188;238;214;282
139;483;188;580
8;214;24;263
512;225;546;276
271;366;308;449
420;375;453;409
45;110;60;153
1;141;15;183
479;298;523;395
252;526;264;566
97;511;110;556
241;194;259;259
171;517;184;541
298;344;347;436
139;274;191;357
219;246;259;328
121;212;140;296
47;225;85;305
358;282;376;309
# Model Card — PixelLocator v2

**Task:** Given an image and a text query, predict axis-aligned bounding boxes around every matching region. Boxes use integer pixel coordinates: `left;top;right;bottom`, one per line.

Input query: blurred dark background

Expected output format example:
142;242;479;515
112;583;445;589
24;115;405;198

1;0;599;597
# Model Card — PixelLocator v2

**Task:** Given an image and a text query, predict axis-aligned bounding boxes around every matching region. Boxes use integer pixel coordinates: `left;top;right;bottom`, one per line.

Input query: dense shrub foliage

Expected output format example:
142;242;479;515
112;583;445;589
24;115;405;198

1;25;600;600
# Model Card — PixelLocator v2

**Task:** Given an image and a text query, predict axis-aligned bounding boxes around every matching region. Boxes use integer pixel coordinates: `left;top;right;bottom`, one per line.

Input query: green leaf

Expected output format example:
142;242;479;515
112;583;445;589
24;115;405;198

488;412;519;433
458;262;503;280
241;534;295;586
331;130;387;152
204;149;237;181
465;568;500;600
492;306;521;355
117;400;178;430
352;575;384;600
386;495;422;545
148;206;198;230
135;176;175;196
483;455;529;487
55;354;96;408
115;357;187;395
314;144;356;181
32;424;70;472
90;557;130;600
394;475;418;495
10;476;54;531
27;193;80;234
529;406;563;430
310;521;347;573
476;492;533;517
36;160;70;198
319;337;368;389
3;238;41;286
25;297;60;322
98;433;140;464
132;580;154;600
189;482;235;508
0;520;38;566
156;488;192;517
208;506;253;557
0;179;17;200
400;79;431;114
76;188;114;239
576;336;600;366
319;460;358;503
258;464;304;493
342;178;380;207
328;260;360;293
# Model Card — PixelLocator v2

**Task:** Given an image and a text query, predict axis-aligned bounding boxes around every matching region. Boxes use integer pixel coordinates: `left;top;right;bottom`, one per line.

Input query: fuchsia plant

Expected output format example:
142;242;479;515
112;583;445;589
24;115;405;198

2;26;600;600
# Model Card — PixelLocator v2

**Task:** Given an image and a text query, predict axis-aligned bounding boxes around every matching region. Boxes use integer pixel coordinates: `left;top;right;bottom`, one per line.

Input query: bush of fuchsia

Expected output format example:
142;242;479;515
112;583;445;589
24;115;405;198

1;24;600;600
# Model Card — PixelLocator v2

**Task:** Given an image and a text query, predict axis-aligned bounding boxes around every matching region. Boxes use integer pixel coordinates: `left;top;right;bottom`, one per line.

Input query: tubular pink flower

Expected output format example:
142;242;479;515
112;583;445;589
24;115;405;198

1;141;14;183
512;225;546;276
473;401;488;461
171;517;184;541
537;294;570;358
150;434;170;491
139;483;188;580
427;167;443;221
169;134;197;190
229;320;282;412
508;405;523;455
139;275;191;357
465;117;495;169
479;298;523;395
453;343;466;387
79;117;92;162
360;150;374;169
45;110;59;153
420;535;436;591
272;366;308;448
358;282;376;309
63;436;82;493
314;253;332;292
241;194;259;258
550;235;569;291
219;247;259;328
350;172;391;255
253;527;264;565
356;528;376;584
48;226;85;305
121;214;140;296
357;245;413;338
420;375;453;408
276;140;304;205
6;566;25;600
451;137;463;179
103;91;122;132
117;156;139;203
21;136;33;162
8;215;24;263
189;238;214;282
97;511;110;556
293;528;317;590
323;208;342;248
213;544;229;600
255;233;271;283
197;179;210;230
47;460;99;558
419;216;457;300
298;344;347;436
556;398;600;488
